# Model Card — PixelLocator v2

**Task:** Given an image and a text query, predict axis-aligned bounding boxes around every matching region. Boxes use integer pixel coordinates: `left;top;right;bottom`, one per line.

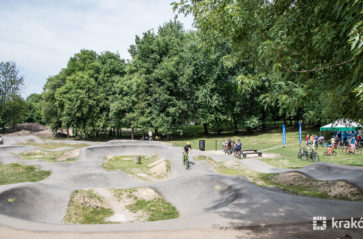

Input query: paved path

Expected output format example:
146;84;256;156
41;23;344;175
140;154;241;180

0;137;362;237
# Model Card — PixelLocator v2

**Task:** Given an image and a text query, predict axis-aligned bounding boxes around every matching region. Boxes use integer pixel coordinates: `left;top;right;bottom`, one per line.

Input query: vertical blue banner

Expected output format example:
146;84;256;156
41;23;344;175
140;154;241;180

282;124;286;146
299;122;302;144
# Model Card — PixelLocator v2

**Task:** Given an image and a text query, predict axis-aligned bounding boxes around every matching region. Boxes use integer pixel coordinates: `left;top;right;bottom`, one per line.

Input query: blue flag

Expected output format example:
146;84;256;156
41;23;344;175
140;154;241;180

299;122;302;144
282;124;286;146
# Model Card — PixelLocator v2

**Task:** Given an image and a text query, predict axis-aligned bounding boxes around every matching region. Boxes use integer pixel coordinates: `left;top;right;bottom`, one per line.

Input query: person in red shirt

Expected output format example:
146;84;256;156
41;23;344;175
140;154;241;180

306;134;310;148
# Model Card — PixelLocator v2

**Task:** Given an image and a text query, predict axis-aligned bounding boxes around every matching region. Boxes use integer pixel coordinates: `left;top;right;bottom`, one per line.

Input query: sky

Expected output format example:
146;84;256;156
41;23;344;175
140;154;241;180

0;0;194;97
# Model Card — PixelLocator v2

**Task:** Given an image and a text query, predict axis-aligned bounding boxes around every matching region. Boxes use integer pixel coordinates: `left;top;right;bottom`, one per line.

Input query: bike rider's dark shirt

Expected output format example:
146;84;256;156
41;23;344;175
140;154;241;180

184;145;192;153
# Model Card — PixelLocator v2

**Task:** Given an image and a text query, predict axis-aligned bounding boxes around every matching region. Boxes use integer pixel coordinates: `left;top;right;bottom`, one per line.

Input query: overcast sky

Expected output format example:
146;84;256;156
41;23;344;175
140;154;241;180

0;0;194;97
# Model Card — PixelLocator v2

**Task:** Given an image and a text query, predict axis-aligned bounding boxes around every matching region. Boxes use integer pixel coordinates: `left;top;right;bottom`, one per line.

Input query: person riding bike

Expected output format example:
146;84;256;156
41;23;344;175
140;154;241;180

183;142;192;165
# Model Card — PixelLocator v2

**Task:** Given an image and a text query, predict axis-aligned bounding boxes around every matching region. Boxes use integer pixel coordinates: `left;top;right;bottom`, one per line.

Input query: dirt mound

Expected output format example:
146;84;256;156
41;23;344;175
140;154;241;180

4;123;53;137
272;172;362;200
57;150;80;161
272;172;310;186
12;123;48;132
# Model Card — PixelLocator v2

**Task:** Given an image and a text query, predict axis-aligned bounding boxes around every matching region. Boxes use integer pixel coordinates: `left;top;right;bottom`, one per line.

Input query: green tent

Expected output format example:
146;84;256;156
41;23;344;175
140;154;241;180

320;119;362;132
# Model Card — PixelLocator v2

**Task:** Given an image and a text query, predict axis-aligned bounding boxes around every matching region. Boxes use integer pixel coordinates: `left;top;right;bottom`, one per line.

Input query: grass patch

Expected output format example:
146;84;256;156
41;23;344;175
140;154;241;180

16;149;78;162
0;163;50;185
201;156;363;201
112;188;179;221
127;198;179;221
17;139;88;149
64;190;113;224
102;155;170;181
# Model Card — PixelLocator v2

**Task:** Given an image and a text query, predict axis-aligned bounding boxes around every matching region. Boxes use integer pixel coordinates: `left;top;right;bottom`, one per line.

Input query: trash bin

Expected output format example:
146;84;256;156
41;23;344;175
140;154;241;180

199;140;205;151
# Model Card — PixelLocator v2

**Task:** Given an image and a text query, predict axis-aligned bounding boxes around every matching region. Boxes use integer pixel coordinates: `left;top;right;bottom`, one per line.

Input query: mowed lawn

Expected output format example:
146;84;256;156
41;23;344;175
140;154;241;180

171;129;363;168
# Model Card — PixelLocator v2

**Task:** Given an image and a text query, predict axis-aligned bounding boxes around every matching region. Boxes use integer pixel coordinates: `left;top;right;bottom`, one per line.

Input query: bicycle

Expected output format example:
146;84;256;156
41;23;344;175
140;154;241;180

323;146;337;156
182;152;190;170
309;150;320;162
298;145;309;161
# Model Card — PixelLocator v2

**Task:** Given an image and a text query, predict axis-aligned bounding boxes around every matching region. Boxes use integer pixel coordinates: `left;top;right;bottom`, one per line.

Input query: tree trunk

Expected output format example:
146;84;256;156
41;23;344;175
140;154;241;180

203;123;209;135
234;119;238;134
67;128;70;138
131;128;134;140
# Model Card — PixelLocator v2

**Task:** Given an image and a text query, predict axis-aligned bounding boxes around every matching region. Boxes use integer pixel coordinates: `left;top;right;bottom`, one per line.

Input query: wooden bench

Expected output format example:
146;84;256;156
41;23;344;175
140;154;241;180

241;149;262;158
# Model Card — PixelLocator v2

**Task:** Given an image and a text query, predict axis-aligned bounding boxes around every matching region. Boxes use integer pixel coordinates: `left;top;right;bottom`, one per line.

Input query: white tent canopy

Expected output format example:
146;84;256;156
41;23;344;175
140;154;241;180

320;119;362;132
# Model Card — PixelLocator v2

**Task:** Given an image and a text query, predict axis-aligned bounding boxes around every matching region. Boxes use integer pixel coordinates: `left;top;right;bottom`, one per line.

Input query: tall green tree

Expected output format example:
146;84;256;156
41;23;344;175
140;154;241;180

0;61;24;129
173;0;363;123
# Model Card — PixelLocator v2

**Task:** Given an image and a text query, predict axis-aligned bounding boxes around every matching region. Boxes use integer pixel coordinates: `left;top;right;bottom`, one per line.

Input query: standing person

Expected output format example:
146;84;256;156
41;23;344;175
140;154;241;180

306;134;310;148
231;140;236;156
314;135;319;149
312;136;316;152
310;135;314;150
357;134;362;148
349;137;356;153
331;135;336;148
148;130;153;141
236;139;242;158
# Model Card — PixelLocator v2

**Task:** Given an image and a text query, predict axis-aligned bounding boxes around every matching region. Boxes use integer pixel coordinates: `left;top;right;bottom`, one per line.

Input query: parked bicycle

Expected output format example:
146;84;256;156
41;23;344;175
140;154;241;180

298;145;309;160
298;146;319;162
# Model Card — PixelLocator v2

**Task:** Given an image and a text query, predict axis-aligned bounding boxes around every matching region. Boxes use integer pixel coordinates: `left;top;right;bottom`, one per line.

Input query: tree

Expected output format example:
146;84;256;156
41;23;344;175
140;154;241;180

3;94;27;128
173;0;363;123
25;93;43;123
0;61;24;129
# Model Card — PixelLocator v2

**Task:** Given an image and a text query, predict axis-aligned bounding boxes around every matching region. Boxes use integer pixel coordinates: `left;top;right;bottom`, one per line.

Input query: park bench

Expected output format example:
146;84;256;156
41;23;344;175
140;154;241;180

241;149;262;158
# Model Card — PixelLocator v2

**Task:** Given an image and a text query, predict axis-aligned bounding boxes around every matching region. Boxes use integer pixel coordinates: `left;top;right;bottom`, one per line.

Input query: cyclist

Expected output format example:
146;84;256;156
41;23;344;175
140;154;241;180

183;142;192;165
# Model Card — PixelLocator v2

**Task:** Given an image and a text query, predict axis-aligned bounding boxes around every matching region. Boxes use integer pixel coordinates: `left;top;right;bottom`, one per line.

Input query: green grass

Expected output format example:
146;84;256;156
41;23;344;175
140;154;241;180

17;139;88;149
175;129;363;168
63;190;113;224
102;155;170;180
261;144;363;168
112;188;179;221
197;156;363;201
0;163;51;185
171;129;302;151
126;198;179;221
17;150;78;162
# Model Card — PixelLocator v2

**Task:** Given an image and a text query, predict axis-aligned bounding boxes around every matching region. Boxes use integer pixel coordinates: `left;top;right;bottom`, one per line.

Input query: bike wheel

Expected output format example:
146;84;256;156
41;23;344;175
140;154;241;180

312;154;319;162
185;160;189;170
298;152;303;159
332;151;337;156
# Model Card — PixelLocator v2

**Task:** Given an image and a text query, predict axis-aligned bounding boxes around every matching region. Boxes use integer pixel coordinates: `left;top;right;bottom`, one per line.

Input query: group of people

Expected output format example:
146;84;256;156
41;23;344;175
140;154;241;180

222;139;242;157
306;131;362;153
331;132;361;153
305;134;322;151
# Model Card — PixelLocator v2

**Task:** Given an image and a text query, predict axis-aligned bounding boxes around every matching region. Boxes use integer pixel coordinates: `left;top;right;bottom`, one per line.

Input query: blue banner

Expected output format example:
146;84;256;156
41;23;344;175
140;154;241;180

299;122;302;144
282;124;286;146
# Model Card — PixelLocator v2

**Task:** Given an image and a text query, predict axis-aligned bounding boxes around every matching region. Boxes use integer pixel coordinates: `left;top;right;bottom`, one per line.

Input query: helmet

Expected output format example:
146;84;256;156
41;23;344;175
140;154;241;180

187;142;190;145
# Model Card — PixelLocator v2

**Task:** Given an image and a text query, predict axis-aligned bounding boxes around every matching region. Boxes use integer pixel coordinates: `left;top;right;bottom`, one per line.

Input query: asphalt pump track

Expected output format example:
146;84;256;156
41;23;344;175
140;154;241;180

0;140;362;232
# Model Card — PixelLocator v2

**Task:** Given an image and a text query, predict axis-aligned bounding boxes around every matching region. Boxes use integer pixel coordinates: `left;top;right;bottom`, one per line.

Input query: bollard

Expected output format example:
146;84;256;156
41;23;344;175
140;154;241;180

134;155;141;164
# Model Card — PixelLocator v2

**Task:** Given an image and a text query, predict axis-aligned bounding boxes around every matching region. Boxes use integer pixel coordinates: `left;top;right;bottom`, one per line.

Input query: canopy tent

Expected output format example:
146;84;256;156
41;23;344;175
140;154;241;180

320;119;362;132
